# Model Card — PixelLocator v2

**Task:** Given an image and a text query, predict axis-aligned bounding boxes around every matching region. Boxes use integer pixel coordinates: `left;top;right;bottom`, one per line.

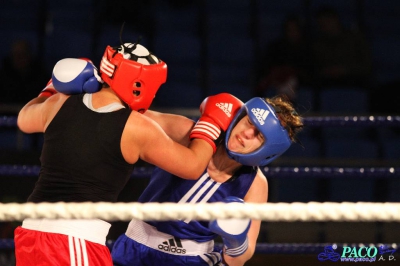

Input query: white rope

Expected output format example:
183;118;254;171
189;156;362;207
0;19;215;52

1;202;400;222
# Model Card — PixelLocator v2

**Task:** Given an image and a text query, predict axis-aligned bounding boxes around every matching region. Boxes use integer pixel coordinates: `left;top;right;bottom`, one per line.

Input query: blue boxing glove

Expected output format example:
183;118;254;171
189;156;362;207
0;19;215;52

208;196;251;257
52;58;102;94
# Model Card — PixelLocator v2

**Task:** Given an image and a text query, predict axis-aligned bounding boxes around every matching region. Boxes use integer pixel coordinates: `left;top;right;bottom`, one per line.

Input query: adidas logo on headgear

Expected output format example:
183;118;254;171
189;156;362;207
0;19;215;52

158;237;186;254
251;108;270;125
216;103;233;117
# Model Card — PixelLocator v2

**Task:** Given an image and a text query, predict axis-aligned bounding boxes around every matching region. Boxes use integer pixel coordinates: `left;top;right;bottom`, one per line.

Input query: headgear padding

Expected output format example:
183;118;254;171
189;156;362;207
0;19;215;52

225;97;292;166
99;43;167;113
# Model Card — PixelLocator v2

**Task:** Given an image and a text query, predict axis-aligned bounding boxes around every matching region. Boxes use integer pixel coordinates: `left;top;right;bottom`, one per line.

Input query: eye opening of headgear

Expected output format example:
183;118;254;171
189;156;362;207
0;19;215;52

133;90;140;96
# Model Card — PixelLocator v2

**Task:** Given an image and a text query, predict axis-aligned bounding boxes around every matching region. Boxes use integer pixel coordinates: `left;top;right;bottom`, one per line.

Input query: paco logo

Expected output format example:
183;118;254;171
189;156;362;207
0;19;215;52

318;244;397;263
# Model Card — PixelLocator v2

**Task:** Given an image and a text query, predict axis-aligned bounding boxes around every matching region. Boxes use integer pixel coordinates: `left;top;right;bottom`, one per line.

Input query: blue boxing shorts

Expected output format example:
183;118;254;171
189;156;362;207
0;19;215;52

111;219;223;266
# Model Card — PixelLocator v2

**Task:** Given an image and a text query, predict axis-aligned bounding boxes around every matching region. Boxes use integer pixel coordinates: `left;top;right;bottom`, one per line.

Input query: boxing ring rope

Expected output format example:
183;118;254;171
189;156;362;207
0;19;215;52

1;165;399;178
1;201;400;222
1;115;399;256
2;115;400;127
0;201;399;254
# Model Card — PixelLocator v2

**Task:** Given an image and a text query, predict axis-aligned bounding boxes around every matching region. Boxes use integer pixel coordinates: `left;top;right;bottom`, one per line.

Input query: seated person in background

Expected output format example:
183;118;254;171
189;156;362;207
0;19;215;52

311;6;372;89
112;95;304;266
255;15;312;101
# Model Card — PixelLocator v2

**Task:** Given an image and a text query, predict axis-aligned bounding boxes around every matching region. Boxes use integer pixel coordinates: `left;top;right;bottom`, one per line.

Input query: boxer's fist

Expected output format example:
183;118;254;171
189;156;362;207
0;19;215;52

208;196;251;257
52;58;102;95
38;79;57;98
190;93;243;152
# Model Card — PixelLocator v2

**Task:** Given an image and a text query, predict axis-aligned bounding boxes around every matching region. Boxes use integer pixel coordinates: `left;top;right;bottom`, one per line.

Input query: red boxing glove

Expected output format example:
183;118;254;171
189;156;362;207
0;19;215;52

79;57;93;63
38;79;57;98
190;93;243;152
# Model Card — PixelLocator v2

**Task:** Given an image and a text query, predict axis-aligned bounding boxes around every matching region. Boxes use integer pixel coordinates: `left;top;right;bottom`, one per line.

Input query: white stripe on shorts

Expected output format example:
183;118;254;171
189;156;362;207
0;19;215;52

69;235;89;266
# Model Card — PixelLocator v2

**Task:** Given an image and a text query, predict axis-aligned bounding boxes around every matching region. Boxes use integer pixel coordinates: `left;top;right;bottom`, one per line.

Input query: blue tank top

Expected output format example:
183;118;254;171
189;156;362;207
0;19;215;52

139;166;258;242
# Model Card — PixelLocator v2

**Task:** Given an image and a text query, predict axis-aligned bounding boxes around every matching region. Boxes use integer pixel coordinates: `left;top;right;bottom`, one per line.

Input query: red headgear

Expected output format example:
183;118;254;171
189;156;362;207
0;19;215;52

99;43;167;113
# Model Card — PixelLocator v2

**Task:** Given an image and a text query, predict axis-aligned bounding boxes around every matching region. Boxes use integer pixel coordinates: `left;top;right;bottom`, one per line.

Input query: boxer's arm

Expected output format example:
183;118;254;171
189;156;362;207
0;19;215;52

121;112;213;179
144;110;194;146
222;169;268;266
18;93;68;133
19;57;103;133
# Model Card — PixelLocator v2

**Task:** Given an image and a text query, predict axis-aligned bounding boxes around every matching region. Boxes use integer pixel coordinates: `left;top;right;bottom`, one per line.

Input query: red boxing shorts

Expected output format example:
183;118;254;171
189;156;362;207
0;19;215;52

14;219;112;266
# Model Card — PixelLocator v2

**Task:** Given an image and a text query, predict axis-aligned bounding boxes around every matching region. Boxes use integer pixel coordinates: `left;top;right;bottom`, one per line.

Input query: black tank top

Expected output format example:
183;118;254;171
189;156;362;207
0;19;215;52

28;94;134;202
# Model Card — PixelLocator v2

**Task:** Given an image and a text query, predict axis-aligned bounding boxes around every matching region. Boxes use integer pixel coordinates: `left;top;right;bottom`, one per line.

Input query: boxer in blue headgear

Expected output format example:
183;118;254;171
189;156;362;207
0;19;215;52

225;97;293;166
111;94;303;266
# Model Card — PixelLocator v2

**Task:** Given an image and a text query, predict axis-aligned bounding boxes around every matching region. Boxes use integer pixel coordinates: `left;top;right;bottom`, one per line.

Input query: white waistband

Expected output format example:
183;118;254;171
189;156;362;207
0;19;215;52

22;219;111;245
125;219;214;256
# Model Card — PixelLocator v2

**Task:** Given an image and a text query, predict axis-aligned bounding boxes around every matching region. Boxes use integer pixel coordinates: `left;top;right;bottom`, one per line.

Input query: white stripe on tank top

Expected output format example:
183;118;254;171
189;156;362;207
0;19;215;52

178;172;221;223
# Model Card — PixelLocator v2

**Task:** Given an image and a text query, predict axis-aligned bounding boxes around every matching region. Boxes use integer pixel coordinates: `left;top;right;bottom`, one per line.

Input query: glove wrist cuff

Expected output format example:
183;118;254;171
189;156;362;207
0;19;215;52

38;88;57;98
190;133;217;153
224;236;249;257
191;119;221;140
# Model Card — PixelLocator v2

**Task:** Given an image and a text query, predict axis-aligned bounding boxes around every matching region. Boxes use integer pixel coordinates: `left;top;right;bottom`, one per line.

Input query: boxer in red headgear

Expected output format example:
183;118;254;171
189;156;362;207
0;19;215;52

15;38;243;265
99;42;167;113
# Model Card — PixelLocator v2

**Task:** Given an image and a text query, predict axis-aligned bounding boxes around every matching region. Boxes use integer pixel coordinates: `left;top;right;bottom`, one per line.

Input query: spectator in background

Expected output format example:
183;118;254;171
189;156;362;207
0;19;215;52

311;6;372;89
255;15;312;102
0;39;47;105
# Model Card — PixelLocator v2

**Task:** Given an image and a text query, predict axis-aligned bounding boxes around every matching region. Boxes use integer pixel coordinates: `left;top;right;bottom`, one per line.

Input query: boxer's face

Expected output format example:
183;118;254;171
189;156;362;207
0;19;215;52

227;116;264;154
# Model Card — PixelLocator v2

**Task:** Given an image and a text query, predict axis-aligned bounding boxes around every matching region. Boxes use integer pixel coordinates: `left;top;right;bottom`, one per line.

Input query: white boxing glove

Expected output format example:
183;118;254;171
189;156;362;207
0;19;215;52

208;196;251;257
52;58;102;95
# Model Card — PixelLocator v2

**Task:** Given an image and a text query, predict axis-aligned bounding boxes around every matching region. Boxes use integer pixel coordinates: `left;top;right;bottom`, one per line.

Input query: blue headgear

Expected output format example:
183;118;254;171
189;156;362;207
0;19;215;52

225;97;292;166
